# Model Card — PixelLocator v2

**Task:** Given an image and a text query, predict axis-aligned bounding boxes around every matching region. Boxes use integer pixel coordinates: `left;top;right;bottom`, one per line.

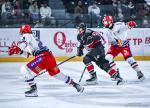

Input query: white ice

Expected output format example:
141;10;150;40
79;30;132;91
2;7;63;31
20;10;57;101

0;61;150;108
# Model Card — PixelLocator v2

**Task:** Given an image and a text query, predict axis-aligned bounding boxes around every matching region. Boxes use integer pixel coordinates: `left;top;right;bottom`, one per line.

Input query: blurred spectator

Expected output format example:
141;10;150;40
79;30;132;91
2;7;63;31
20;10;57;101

22;0;30;15
143;3;150;15
1;0;14;25
117;8;124;21
116;0;125;21
128;1;135;18
74;0;85;26
87;0;93;6
88;1;101;25
112;0;117;19
13;0;24;24
29;1;40;24
142;15;150;28
40;1;55;26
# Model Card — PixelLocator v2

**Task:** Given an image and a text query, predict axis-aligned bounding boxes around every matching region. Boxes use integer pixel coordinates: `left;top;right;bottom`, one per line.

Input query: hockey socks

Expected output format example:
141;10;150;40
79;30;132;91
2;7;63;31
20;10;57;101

108;69;124;85
54;72;84;92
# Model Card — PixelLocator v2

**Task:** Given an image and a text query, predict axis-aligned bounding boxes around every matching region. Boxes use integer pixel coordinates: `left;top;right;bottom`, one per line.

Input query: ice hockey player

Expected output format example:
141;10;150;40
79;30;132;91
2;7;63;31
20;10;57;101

76;22;124;85
102;15;145;81
8;24;84;97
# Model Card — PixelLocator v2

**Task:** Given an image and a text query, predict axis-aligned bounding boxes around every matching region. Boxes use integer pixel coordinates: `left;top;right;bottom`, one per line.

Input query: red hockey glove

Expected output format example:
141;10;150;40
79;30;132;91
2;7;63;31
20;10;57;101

127;21;136;28
8;46;21;56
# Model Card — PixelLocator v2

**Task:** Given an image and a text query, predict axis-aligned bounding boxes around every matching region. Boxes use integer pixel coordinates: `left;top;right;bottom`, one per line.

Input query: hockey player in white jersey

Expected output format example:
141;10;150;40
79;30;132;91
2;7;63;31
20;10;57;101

8;24;84;97
102;15;145;81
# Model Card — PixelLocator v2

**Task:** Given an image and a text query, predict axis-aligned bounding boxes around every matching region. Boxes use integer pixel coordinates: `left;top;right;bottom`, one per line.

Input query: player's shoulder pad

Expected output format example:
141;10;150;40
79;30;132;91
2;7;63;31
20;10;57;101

114;22;125;26
86;29;94;33
87;29;99;36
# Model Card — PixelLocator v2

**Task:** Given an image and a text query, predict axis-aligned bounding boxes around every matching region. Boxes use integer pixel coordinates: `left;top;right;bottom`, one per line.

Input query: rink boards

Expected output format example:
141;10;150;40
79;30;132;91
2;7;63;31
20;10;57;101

0;28;150;62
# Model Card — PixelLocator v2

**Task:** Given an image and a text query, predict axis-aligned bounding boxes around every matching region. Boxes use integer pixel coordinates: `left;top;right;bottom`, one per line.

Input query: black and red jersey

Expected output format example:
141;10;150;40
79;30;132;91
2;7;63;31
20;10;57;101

77;29;104;51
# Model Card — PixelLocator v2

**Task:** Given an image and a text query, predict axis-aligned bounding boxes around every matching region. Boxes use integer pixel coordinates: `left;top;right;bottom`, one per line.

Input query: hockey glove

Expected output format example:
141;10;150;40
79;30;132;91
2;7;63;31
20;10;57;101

8;46;21;56
127;21;136;28
117;39;123;47
77;47;83;56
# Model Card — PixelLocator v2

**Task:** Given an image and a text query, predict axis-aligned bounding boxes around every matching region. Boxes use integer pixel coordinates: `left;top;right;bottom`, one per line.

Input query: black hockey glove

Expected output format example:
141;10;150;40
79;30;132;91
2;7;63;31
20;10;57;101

77;47;83;56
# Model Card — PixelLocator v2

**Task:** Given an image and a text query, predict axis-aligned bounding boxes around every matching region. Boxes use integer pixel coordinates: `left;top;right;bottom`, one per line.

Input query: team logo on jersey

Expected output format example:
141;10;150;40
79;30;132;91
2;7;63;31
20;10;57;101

28;57;43;68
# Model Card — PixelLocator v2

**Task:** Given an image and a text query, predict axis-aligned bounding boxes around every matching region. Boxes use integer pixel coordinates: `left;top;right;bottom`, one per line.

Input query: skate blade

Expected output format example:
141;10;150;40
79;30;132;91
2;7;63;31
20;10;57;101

76;87;84;96
86;81;98;85
25;94;38;97
138;76;145;81
79;87;84;93
111;78;117;81
116;80;125;85
25;92;38;97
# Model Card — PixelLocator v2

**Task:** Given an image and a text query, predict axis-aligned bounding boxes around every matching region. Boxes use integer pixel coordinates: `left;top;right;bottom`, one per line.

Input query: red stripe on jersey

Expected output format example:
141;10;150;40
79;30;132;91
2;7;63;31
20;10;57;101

86;40;100;48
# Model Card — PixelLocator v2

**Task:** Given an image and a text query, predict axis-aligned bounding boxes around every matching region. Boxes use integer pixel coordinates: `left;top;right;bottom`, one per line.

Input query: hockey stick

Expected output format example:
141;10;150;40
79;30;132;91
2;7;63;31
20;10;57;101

79;66;86;82
0;50;8;53
33;56;76;79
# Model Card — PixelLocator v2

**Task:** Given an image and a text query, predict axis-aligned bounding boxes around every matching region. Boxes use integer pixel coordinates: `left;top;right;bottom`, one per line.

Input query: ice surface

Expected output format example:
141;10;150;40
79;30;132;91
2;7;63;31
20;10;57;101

0;61;150;108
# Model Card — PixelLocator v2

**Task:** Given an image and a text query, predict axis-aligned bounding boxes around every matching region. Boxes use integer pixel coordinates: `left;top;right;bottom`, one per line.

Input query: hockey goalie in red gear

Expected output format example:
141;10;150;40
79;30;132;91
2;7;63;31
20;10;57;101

102;15;145;81
8;24;84;97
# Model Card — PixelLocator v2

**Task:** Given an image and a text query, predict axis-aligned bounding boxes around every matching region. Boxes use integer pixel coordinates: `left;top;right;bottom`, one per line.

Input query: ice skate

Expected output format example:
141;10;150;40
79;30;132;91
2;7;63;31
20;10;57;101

137;71;145;81
86;73;98;85
113;74;124;85
111;69;121;81
73;83;84;93
116;77;124;85
25;84;38;97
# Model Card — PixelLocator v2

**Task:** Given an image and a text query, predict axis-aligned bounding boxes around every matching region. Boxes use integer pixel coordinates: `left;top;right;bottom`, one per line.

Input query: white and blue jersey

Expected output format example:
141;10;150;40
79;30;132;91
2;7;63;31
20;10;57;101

18;33;49;57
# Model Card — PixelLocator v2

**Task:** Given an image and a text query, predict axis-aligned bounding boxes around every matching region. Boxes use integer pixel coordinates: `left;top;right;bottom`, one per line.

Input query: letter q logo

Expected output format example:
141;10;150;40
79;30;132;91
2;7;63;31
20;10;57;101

54;32;66;50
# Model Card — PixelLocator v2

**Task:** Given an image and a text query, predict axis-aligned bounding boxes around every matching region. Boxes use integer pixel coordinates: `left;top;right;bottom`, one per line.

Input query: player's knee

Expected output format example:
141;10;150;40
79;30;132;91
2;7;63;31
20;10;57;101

20;65;28;75
83;56;92;64
103;63;110;72
105;54;113;63
20;65;34;80
126;57;135;65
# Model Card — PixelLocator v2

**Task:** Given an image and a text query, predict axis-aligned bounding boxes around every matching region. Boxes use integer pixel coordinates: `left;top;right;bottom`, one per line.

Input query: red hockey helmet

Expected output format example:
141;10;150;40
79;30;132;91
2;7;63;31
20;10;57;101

20;24;32;34
102;15;113;28
103;15;113;23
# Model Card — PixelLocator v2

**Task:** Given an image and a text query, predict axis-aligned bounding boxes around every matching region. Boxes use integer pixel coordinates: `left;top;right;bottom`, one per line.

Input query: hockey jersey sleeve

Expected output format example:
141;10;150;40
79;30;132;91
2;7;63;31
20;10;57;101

113;22;129;40
18;34;36;55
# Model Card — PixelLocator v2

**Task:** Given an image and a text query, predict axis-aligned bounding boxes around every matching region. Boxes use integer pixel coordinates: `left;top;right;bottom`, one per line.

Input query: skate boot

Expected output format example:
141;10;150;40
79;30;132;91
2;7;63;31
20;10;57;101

25;84;38;97
112;73;124;85
116;76;124;85
73;83;84;93
86;72;98;85
137;71;145;81
111;69;121;81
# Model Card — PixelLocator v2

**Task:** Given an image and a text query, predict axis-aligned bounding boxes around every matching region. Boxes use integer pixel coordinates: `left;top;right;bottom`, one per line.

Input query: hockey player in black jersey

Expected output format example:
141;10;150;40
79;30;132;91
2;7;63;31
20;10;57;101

76;23;123;85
